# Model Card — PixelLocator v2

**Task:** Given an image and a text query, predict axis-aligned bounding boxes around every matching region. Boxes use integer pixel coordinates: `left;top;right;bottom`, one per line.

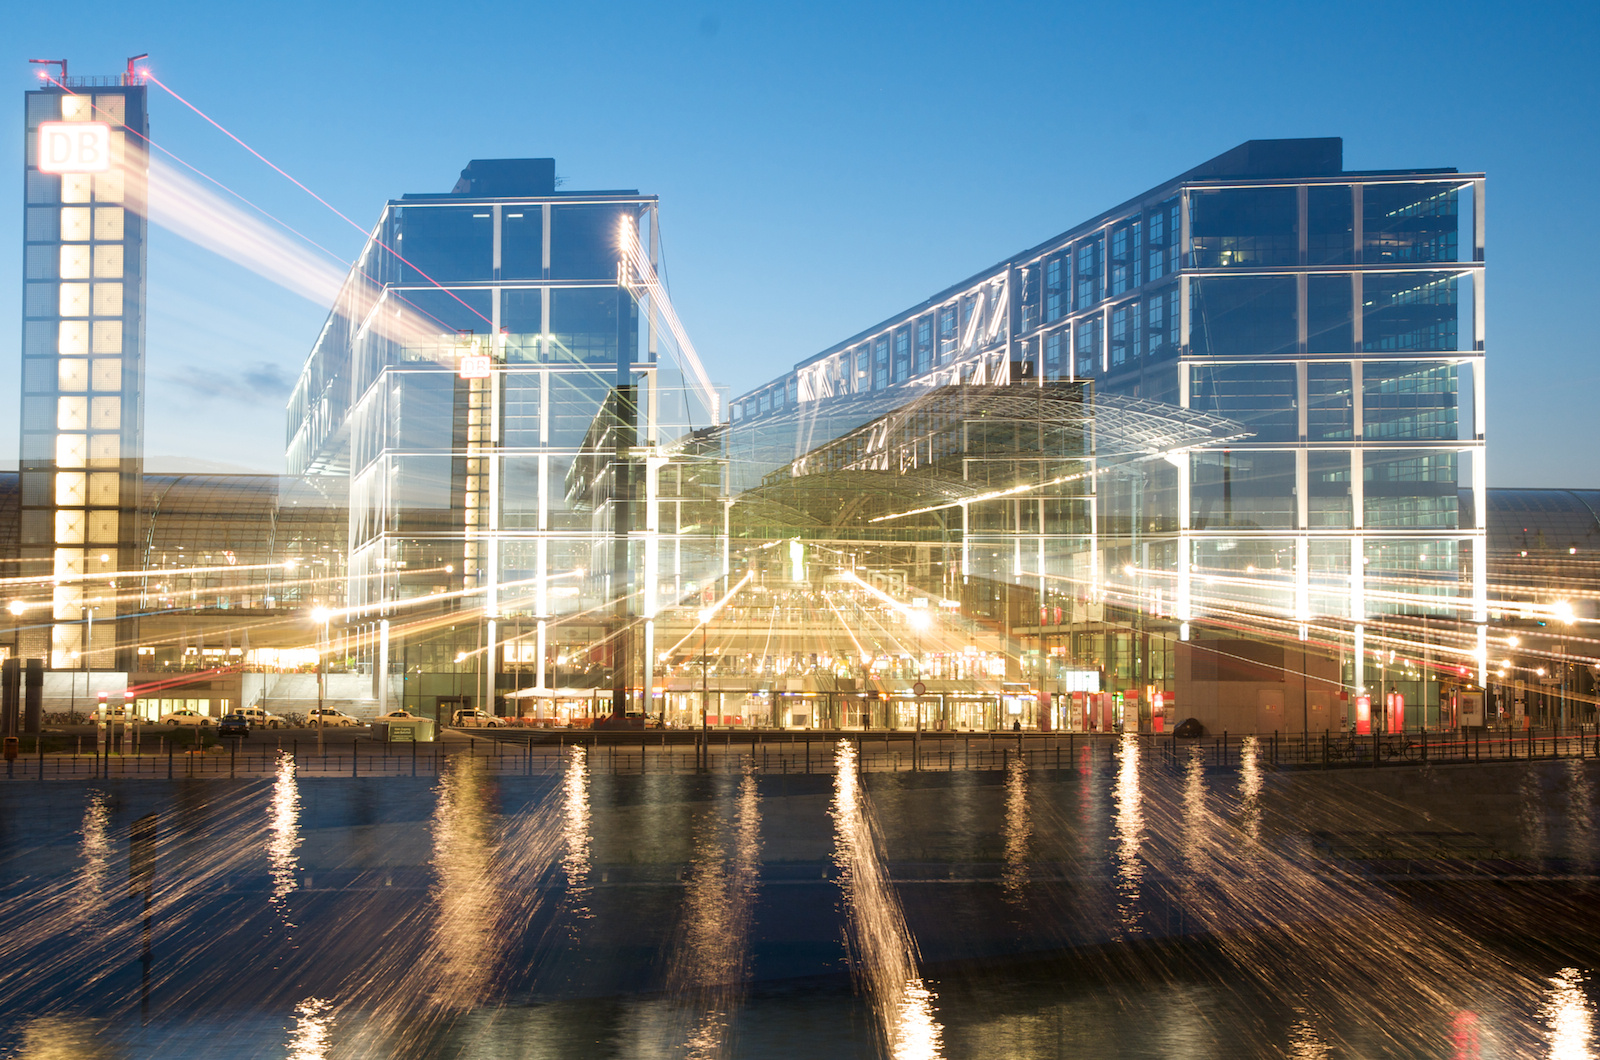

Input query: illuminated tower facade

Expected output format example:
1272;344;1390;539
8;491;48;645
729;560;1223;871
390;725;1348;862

18;69;149;670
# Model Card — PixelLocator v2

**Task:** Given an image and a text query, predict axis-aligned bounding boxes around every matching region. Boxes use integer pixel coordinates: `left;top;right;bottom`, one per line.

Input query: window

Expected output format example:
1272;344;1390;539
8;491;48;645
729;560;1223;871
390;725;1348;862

1189;363;1298;442
1074;317;1100;377
1074;237;1103;311
1362;272;1459;352
1190;277;1297;358
1307;363;1353;440
550;205;628;280
893;328;911;383
1307;275;1353;353
938;306;958;361
1189;452;1296;530
1308;185;1353;265
1363;183;1458;264
549;288;622;365
1189;188;1298;267
1045;255;1067;322
1146;199;1179;282
873;337;890;390
1110;222;1142;295
1045;331;1066;381
1363;362;1457;440
1308;451;1352;529
1363;451;1459;528
914;317;933;375
1141;289;1180;361
1110;304;1139;368
501;208;544;279
392;206;492;283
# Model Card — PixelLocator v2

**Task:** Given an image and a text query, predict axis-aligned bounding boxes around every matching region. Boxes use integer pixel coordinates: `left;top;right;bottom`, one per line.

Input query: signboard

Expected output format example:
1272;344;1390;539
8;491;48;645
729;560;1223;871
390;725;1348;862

37;122;112;173
1386;691;1405;732
1354;694;1372;734
911;681;925;697
1458;691;1484;728
1061;669;1101;693
458;354;491;379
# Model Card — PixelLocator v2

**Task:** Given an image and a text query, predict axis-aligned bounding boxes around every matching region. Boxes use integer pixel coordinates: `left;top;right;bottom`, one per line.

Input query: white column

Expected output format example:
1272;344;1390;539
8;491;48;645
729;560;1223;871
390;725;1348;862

536;620;547;692
1354;623;1366;694
377;619;389;715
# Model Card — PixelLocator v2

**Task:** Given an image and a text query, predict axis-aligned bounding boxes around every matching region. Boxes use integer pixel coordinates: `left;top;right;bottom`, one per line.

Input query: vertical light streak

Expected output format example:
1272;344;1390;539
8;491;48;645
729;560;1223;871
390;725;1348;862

562;746;593;923
1001;753;1030;907
1542;969;1594;1060
1181;744;1208;869
1238;734;1262;851
425;756;497;1007
267;751;301;920
287;997;334;1060
1112;732;1144;928
668;763;763;1059
73;791;111;929
831;740;944;1060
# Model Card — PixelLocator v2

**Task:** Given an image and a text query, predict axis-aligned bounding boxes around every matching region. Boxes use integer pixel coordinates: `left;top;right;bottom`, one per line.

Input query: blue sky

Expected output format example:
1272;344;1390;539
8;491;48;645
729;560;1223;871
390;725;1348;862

3;0;1596;484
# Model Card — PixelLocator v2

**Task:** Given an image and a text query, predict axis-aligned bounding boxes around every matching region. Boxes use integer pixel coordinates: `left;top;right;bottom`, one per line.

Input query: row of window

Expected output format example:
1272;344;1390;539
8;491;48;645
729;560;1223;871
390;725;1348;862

738;261;1471;421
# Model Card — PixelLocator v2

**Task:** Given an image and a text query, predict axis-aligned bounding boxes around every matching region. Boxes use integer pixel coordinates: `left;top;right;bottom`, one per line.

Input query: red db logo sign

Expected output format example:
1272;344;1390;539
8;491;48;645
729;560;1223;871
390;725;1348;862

37;122;112;173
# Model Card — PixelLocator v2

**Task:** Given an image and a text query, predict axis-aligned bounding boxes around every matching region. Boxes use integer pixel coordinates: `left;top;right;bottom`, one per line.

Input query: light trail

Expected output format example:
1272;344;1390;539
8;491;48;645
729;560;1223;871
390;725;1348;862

145;72;496;333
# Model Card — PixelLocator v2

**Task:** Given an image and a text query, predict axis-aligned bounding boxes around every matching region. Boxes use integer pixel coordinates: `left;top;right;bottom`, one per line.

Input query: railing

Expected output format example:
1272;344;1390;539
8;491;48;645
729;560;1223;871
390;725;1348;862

3;727;1597;780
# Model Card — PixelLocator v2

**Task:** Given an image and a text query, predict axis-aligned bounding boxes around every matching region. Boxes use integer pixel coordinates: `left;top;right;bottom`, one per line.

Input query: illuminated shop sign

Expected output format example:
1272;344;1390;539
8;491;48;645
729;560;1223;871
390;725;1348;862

37;122;112;173
458;355;491;379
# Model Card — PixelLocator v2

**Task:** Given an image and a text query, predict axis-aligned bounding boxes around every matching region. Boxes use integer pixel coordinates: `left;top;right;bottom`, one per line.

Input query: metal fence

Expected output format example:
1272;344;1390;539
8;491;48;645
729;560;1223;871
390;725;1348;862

3;727;1598;780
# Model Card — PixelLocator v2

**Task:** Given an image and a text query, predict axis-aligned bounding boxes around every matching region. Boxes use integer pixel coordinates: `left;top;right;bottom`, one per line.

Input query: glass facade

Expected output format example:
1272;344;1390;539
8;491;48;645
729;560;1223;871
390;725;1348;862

288;161;722;720
17;78;149;671
734;138;1488;728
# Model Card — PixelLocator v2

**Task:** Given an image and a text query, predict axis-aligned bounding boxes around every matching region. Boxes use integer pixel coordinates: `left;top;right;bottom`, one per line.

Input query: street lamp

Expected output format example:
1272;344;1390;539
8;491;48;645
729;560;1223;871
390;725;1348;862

699;607;712;770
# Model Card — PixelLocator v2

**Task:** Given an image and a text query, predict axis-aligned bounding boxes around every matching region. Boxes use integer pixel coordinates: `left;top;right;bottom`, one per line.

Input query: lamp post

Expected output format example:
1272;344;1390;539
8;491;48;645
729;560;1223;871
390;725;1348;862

699;608;711;771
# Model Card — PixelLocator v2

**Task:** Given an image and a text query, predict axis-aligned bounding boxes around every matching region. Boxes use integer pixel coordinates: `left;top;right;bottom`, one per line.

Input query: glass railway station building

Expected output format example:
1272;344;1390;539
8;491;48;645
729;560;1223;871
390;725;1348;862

278;138;1487;735
11;119;1517;734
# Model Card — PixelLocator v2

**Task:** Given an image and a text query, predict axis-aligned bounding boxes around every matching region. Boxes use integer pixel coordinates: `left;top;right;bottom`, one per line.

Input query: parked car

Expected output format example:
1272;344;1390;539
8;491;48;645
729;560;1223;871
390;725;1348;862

218;714;250;737
375;710;421;722
452;708;501;728
235;707;288;729
306;707;361;728
159;709;212;727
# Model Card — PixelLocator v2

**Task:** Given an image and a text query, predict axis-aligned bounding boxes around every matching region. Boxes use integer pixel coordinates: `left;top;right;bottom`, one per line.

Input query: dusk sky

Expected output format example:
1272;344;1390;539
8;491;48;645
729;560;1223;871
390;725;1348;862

3;0;1596;485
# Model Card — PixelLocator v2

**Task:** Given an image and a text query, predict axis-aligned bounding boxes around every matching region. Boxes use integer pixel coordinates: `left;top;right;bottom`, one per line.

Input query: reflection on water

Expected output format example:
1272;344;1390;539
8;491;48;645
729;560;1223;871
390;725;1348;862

73;790;111;929
1286;1013;1331;1059
267;752;301;919
1566;760;1595;864
562;745;593;926
1237;735;1262;845
1181;745;1208;870
1112;732;1143;928
1450;1010;1482;1060
664;762;763;1059
1543;968;1595;1060
426;755;498;1005
832;739;944;1060
1001;754;1029;907
288;997;334;1060
4;751;1600;1058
